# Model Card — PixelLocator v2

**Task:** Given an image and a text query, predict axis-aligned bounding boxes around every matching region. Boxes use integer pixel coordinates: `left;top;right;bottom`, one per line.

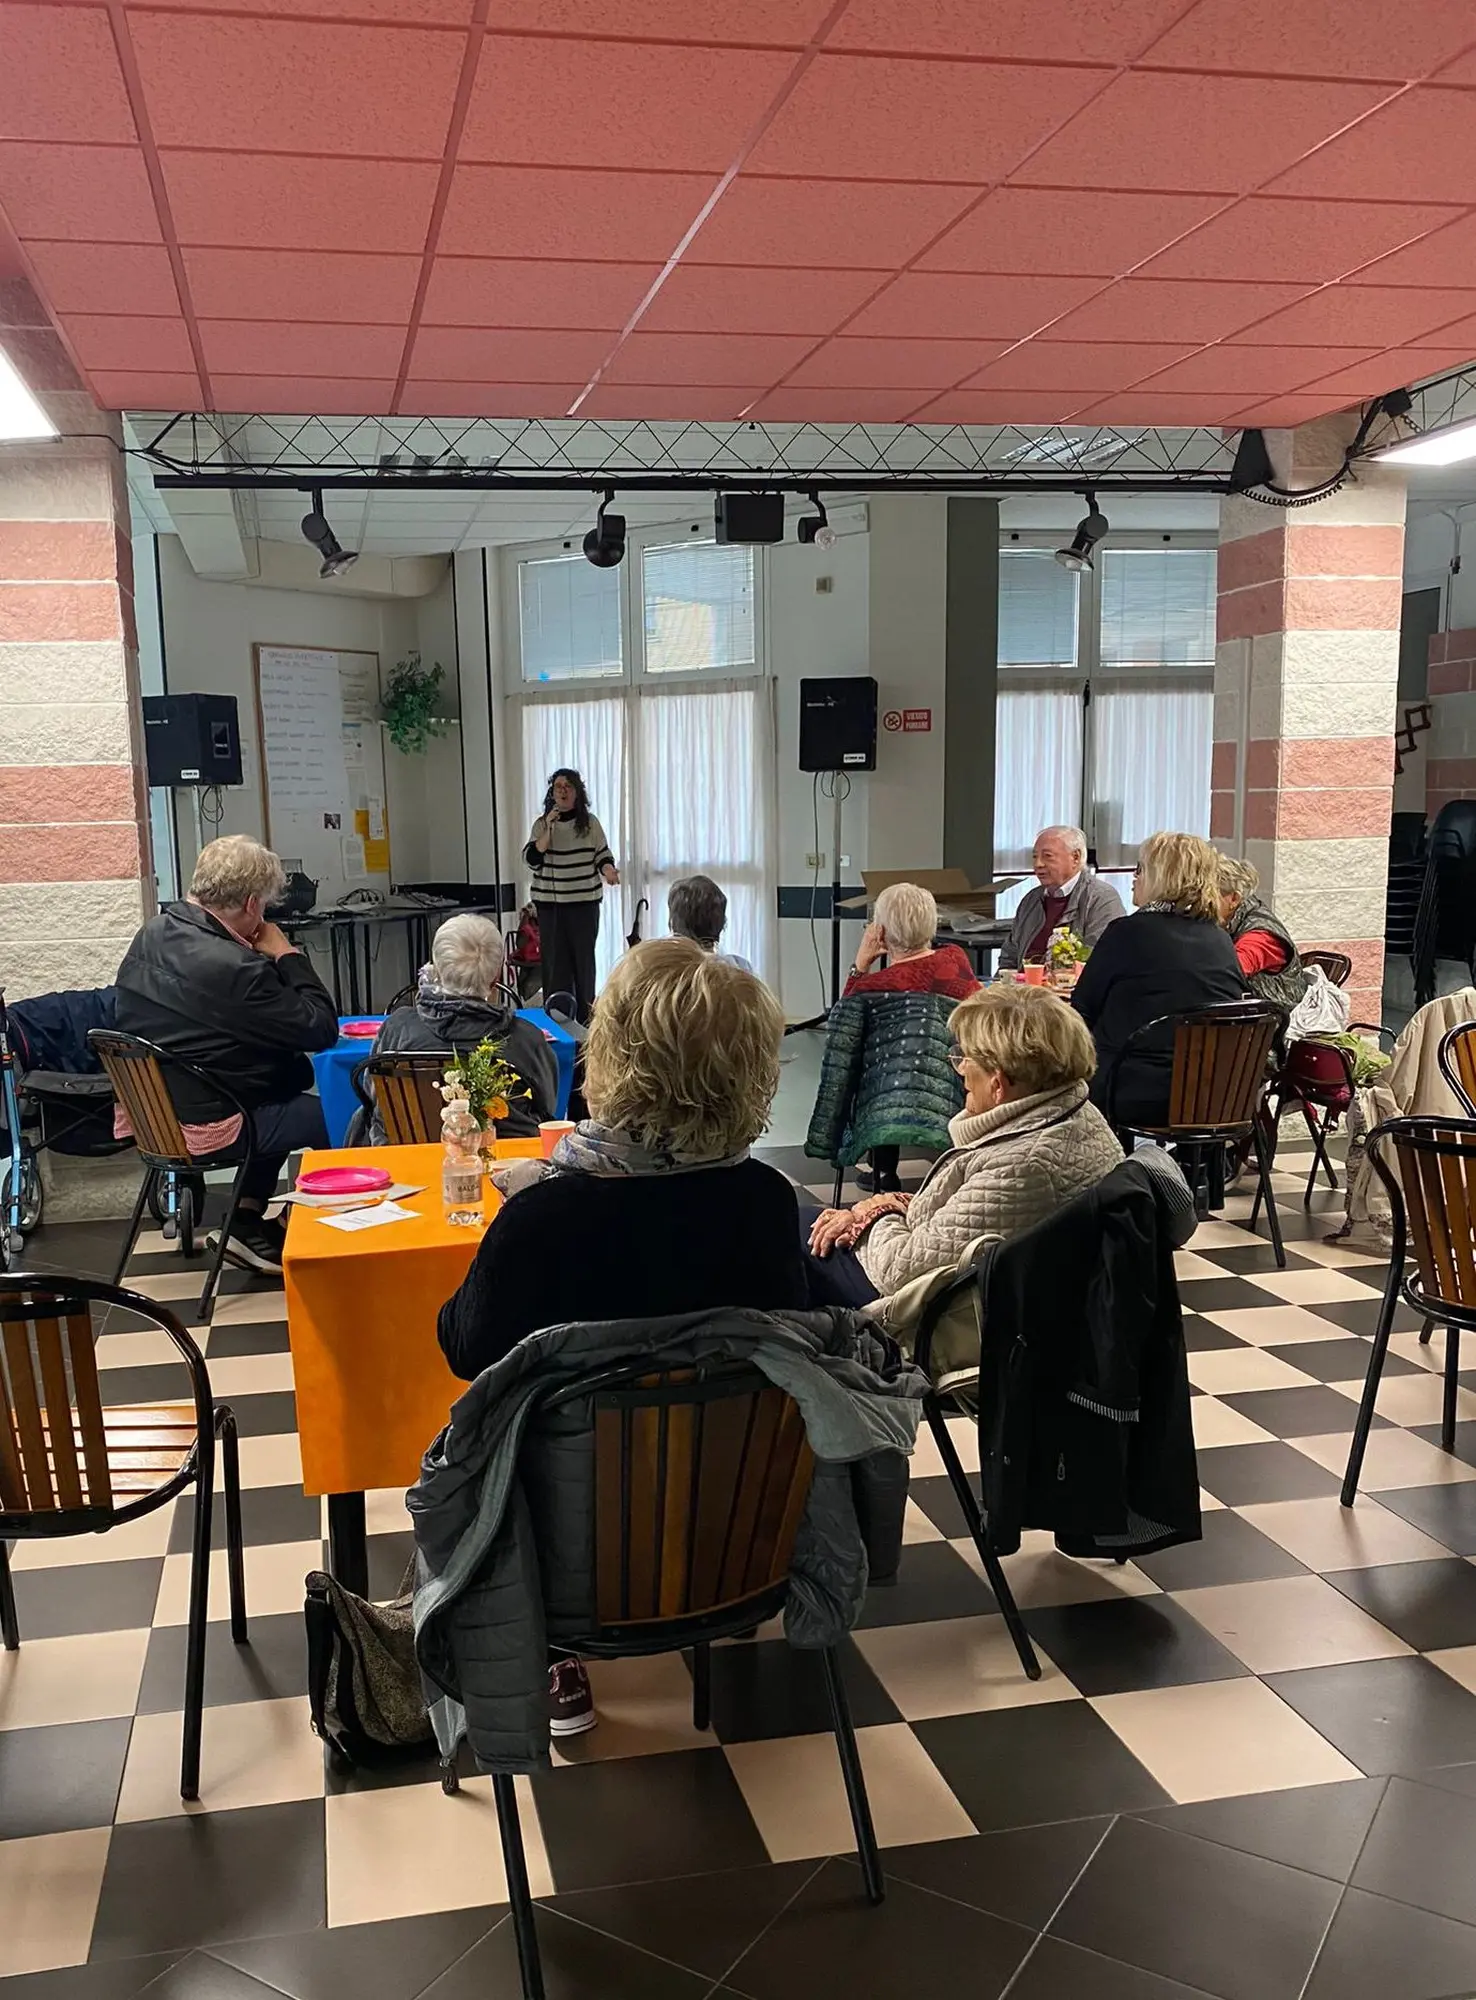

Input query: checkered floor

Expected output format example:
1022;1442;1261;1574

8;1136;1476;2000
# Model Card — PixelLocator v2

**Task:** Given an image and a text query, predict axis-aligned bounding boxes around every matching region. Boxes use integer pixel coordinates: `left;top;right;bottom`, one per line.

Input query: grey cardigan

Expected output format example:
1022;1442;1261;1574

1000;872;1125;971
410;1306;926;1772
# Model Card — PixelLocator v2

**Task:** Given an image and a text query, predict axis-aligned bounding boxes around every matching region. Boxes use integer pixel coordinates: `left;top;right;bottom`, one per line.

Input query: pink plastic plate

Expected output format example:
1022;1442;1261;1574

296;1165;394;1194
340;1019;382;1037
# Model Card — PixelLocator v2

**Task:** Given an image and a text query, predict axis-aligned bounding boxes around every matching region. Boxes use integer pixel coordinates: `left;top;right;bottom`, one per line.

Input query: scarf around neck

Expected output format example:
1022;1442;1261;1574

551;1118;748;1177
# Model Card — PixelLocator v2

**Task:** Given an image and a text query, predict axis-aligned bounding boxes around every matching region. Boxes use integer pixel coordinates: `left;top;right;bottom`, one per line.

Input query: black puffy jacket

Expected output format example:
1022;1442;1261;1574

114;901;338;1119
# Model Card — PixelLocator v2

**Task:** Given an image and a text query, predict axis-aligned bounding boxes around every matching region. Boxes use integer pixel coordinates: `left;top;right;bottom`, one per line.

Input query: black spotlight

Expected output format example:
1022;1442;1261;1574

1055;493;1109;573
583;490;626;568
299;490;358;579
797;491;836;549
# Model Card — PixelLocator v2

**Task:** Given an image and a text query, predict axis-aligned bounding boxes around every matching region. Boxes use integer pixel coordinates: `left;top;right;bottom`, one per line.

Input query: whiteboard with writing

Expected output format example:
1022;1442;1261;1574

254;644;390;901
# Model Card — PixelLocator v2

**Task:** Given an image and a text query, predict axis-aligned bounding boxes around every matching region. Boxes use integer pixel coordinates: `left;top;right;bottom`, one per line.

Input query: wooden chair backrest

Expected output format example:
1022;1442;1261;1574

1302;949;1353;987
1440;1022;1476;1118
589;1368;814;1627
0;1291;112;1516
364;1051;448;1145
1387;1122;1476;1313
1167;1007;1280;1130
90;1031;191;1166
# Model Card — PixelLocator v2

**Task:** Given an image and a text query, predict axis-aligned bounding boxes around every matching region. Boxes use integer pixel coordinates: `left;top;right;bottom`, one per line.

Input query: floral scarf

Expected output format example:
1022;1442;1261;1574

551;1118;748;1177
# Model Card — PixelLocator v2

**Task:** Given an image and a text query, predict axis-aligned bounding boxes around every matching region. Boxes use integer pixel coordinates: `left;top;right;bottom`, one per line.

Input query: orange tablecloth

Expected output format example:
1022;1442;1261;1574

282;1138;541;1496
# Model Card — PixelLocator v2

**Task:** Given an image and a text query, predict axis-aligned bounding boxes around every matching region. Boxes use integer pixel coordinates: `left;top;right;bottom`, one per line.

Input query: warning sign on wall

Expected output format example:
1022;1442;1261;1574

883;708;932;733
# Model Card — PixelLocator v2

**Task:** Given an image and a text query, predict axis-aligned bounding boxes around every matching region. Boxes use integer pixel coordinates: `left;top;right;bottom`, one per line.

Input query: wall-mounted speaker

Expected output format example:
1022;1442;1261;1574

799;677;878;773
142;693;243;788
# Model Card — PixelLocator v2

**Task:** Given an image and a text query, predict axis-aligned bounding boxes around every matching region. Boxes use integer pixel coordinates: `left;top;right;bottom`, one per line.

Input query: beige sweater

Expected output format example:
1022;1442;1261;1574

856;1081;1124;1295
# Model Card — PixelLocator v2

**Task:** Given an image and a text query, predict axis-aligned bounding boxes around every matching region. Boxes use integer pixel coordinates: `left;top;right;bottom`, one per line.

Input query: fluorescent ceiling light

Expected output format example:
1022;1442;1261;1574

1375;415;1476;467
0;344;56;441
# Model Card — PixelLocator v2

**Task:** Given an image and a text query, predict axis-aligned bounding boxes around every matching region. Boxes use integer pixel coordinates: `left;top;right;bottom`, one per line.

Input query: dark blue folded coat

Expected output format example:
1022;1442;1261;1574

804;990;964;1167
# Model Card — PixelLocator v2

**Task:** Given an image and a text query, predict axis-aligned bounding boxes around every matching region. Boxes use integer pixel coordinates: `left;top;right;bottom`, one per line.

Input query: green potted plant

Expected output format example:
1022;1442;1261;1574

382;651;448;754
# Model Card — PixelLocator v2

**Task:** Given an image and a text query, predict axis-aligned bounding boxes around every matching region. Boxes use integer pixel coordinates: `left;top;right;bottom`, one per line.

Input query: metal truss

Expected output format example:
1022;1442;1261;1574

141;411;1242;494
1361;364;1476;456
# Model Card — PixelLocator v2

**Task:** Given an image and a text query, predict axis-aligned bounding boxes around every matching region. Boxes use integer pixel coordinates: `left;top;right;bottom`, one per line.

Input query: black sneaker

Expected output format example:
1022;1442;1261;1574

215;1214;285;1277
548;1657;596;1736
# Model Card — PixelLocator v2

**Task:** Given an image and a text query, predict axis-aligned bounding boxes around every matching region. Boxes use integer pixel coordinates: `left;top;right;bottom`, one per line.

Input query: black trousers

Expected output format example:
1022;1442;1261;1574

537;898;602;1023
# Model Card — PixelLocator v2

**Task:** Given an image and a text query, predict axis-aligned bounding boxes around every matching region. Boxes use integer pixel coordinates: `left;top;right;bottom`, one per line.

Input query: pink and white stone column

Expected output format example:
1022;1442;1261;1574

0;276;152;999
1211;415;1406;1027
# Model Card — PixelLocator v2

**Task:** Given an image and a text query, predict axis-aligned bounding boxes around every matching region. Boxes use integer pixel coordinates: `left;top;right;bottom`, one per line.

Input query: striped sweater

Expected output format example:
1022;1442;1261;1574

524;811;614;904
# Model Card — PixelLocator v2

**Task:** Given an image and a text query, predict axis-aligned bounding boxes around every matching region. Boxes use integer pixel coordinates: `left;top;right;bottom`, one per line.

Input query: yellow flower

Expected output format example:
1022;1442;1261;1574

488;1097;509;1122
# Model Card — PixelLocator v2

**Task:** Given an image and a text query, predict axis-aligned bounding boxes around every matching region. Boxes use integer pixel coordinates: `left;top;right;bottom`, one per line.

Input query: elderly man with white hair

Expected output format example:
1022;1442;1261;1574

365;912;558;1142
998;825;1124;973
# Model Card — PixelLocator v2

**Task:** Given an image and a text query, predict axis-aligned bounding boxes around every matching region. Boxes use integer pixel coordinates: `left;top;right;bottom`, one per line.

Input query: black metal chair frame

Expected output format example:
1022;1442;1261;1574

89;1031;261;1327
1341;1116;1476;1506
912;1270;1042;1683
1108;999;1287;1268
0;1273;247;1796
487;1358;884;2000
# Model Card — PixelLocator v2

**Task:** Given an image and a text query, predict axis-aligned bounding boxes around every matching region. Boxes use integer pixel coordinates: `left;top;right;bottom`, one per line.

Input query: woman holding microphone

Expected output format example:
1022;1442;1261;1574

525;767;619;1021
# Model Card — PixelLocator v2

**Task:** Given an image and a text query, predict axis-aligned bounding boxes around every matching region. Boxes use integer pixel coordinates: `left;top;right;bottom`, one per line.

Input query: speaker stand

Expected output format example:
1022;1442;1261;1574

828;779;845;1010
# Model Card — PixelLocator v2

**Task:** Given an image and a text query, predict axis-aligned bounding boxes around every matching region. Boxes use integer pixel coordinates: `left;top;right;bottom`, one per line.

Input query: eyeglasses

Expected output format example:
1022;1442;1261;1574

947;1045;967;1074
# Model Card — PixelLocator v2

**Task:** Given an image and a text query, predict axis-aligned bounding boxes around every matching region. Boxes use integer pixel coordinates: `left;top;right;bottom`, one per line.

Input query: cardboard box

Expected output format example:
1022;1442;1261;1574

838;867;1023;918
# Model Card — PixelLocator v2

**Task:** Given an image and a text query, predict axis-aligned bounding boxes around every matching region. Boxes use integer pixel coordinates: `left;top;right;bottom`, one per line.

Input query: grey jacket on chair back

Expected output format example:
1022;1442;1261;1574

408;1305;926;1773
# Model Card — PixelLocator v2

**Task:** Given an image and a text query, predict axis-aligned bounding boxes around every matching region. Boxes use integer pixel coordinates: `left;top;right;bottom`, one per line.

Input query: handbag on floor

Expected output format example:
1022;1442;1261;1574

304;1568;459;1789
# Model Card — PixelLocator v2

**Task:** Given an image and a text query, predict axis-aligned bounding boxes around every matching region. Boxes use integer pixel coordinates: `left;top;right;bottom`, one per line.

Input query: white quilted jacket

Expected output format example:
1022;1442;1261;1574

856;1081;1124;1295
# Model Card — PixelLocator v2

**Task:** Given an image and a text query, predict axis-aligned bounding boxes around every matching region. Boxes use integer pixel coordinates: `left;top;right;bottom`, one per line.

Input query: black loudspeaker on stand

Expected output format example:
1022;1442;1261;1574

795;679;879;1029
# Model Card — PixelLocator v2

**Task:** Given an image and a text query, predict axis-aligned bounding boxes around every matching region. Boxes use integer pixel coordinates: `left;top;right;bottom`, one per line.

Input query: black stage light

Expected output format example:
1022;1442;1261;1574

299;489;358;579
583;490;627;568
1054;492;1109;573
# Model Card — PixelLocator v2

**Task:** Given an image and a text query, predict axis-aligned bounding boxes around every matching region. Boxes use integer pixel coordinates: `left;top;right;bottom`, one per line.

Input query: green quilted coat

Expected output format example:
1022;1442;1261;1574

804;990;965;1168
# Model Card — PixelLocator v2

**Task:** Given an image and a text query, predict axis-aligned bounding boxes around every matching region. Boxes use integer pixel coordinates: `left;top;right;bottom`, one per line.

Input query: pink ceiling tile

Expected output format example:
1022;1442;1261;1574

183;248;422;321
0;6;135;144
642;266;881;337
1230;394;1353;424
198;321;407;376
1142;0;1476;80
88;369;203;408
1075;392;1286;424
1392;328;1476;366
749;56;1108;184
687;176;974;270
919;188;1223;278
65;313;195;372
481;1;834;40
129;15;463;157
1268;89;1476;204
1230;286;1476;348
784;336;1008;390
1434;49;1476;84
1123;345;1379;394
1140;197;1466;284
410;326;612;382
423;259;660;328
910;391;1098;424
210;376;397;414
1014;73;1390;194
438;164;707;261
602;330;811;385
142;0;472;19
163;154;440;252
460;37;794;171
0;142;160;241
1355;212;1476;287
1294;348;1475;397
830;0;1186;63
578;383;771;420
1046;278;1311;344
25;241;178;315
399;381;580;416
961;342;1200;391
847;272;1100;340
747;387;930;422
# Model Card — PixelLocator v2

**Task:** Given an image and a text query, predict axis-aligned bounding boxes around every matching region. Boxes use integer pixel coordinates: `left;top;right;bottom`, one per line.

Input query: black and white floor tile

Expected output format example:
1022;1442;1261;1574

7;1137;1476;1999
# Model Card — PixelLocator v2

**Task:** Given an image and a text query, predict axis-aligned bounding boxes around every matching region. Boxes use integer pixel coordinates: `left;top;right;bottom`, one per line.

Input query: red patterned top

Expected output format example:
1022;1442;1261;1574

843;945;980;1002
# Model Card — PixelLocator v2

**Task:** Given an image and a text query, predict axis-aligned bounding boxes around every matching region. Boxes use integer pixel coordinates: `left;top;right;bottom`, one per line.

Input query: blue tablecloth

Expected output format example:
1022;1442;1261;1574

311;1011;577;1145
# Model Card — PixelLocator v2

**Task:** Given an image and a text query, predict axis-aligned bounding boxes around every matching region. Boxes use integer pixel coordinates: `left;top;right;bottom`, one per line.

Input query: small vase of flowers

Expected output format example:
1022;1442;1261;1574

441;1038;528;1155
1047;928;1089;987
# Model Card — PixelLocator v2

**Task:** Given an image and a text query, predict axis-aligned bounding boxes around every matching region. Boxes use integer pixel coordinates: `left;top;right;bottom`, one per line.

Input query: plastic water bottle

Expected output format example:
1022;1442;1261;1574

441;1101;484;1227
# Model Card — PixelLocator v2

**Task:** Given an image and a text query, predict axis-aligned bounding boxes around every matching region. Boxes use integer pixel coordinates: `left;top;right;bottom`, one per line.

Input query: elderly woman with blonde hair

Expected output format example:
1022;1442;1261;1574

1072;830;1247;1128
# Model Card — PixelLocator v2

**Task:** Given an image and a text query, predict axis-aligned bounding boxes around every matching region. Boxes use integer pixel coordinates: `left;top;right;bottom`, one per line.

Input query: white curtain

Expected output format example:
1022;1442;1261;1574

639;682;775;981
1092;679;1212;868
519;693;629;991
993;682;1084;917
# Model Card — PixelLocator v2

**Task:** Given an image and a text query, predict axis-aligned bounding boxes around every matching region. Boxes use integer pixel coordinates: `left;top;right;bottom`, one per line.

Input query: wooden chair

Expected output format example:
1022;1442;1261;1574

360;1050;448;1144
1109;1001;1287;1267
89;1030;259;1326
1342;1117;1476;1504
0;1274;247;1797
493;1361;884;2000
1302;949;1353;987
1439;1021;1476;1118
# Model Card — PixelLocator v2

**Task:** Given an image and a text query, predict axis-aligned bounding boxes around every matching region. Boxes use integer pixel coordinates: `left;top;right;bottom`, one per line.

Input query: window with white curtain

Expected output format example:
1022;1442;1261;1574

994;539;1215;886
513;528;775;988
518;552;622;683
